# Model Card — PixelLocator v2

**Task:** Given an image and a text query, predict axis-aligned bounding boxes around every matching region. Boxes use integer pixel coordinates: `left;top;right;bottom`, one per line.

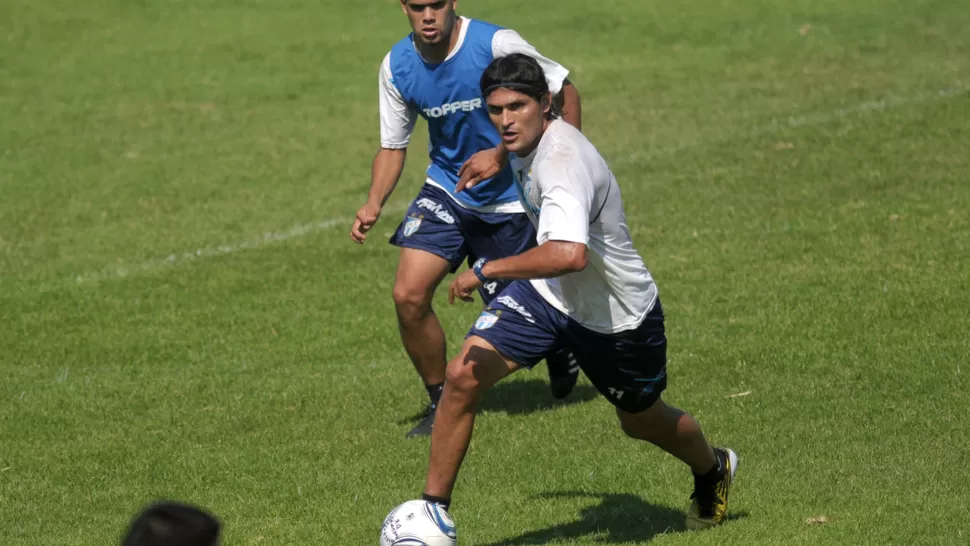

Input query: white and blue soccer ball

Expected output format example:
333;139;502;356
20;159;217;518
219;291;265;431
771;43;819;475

380;500;457;546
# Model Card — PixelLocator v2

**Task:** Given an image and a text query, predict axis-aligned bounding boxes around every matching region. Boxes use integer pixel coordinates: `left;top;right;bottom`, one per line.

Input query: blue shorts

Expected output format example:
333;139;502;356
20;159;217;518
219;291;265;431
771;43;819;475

390;184;537;304
469;281;668;413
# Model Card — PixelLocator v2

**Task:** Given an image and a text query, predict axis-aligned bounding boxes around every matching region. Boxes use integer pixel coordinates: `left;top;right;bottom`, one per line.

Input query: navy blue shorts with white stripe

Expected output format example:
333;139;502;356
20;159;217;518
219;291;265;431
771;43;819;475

469;280;668;413
390;184;536;304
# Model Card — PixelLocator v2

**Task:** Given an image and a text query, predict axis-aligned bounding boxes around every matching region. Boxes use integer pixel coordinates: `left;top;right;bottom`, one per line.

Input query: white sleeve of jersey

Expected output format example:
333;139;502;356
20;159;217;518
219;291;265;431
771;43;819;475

379;53;419;149
534;158;593;246
491;29;570;95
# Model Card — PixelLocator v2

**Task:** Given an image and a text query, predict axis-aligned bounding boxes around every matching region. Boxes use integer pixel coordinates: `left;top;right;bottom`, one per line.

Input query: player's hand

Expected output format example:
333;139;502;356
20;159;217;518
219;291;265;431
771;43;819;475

449;269;483;304
351;202;382;244
457;147;506;193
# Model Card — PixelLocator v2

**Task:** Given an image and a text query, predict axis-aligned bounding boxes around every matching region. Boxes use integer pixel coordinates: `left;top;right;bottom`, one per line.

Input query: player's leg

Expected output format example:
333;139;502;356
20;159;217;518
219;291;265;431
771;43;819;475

615;399;717;474
616;401;737;530
465;210;580;398
545;345;580;399
423;335;519;501
568;298;737;529
392;246;451;388
423;280;564;504
388;186;469;438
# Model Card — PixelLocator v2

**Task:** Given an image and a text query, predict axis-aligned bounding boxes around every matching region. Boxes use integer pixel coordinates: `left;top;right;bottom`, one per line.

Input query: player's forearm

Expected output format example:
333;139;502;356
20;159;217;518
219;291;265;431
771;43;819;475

367;148;407;206
481;241;588;280
557;81;582;131
491;142;510;169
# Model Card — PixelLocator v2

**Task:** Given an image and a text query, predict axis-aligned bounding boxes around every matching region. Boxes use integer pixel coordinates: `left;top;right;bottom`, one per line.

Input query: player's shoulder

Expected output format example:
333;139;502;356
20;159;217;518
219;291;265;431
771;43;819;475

534;122;598;177
380;50;393;74
461;18;507;52
387;34;416;65
536;121;583;161
465;18;505;36
384;34;420;83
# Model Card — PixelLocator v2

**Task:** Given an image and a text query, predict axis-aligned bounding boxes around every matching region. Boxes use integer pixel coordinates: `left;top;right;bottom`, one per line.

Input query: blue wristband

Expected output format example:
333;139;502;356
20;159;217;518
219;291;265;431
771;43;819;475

472;258;489;283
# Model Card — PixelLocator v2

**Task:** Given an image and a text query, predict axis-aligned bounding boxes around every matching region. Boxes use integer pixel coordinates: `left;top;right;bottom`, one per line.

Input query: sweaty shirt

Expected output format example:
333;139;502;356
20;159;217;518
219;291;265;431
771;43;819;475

509;119;658;333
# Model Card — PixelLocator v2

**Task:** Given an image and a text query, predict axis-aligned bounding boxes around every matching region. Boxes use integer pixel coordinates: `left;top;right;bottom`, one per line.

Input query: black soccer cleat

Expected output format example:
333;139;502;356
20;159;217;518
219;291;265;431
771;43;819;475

405;404;436;438
546;348;580;399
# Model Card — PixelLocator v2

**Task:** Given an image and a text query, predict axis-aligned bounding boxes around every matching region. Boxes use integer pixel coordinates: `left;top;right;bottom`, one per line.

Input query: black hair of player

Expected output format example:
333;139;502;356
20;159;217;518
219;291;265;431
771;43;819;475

121;501;221;546
480;53;559;117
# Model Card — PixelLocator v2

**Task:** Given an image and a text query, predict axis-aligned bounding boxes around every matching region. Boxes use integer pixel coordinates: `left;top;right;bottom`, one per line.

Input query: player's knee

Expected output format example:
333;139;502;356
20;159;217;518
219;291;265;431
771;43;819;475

392;283;432;322
618;416;651;441
616;405;665;442
444;357;482;397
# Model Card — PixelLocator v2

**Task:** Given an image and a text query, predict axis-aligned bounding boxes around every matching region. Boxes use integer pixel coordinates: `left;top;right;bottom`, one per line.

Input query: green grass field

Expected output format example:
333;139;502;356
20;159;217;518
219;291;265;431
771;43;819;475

2;0;969;544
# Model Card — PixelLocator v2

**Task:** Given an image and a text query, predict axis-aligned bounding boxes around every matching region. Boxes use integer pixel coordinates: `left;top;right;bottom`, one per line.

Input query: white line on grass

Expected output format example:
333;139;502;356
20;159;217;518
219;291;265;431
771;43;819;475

74;217;341;283
72;206;406;284
622;84;967;163
69;84;967;285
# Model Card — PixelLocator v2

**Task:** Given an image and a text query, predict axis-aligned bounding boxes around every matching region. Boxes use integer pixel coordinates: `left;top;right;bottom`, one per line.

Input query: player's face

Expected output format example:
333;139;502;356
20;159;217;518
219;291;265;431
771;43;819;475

401;0;457;46
486;88;552;155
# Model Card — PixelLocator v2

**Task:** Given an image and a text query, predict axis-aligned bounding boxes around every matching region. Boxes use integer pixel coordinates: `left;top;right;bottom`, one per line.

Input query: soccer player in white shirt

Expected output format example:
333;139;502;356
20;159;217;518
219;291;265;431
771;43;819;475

350;0;583;438
416;54;738;530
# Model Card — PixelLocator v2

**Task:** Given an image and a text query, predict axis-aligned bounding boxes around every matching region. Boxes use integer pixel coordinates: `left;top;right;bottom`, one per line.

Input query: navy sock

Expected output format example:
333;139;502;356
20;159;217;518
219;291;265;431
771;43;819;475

421;493;451;511
426;382;444;408
694;451;723;481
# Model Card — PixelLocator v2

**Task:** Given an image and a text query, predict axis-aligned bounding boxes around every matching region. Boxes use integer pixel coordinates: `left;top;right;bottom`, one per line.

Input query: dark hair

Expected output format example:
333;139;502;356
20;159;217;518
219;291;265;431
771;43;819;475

122;502;221;546
480;53;550;104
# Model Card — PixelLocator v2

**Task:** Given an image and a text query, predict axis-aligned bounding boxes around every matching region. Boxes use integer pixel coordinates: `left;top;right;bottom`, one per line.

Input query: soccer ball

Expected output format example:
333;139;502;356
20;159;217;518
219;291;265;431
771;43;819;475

380;500;457;546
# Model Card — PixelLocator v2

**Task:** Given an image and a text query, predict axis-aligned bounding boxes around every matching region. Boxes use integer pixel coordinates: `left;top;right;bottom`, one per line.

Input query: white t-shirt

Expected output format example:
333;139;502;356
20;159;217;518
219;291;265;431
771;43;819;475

509;120;658;334
377;17;570;213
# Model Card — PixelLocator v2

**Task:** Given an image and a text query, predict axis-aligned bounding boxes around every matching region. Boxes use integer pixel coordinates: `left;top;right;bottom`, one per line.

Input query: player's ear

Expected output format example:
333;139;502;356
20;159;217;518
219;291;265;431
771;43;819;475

399;0;408;15
540;92;553;118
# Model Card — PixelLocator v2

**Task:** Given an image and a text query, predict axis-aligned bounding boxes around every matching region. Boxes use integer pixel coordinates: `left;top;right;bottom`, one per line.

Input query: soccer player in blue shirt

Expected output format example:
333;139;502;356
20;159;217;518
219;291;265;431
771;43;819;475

350;0;583;438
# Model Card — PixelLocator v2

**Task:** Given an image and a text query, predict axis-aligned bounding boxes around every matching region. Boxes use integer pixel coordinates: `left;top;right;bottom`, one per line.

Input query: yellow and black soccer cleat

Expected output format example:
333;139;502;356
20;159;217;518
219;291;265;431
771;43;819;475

687;447;738;530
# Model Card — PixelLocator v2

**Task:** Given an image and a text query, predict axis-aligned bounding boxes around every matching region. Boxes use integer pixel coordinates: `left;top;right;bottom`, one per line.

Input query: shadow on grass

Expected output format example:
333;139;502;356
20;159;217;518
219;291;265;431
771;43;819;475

480;378;599;416
481;491;748;545
399;378;599;424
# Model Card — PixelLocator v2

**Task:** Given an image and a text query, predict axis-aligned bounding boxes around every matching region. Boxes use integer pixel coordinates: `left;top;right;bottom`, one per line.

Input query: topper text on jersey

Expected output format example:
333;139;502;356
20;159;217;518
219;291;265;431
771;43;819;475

423;98;483;119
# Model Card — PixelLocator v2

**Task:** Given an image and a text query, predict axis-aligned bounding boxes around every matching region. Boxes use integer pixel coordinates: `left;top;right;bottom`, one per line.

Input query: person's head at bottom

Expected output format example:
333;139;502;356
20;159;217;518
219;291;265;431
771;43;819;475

480;53;557;156
122;501;220;546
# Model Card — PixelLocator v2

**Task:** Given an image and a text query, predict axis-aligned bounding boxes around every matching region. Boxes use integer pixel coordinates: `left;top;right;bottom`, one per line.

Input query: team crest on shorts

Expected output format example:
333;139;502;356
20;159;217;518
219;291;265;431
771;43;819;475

474;311;499;330
403;216;422;237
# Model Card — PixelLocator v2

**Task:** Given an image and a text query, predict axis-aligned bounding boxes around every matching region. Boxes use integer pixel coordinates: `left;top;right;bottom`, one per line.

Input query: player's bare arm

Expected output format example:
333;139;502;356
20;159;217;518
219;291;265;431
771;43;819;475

351;147;407;244
455;143;507;193
556;79;581;130
448;241;588;303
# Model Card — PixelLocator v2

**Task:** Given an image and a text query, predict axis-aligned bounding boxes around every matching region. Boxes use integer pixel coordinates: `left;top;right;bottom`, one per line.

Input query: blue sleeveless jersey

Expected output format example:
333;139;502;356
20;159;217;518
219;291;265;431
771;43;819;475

388;20;518;209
